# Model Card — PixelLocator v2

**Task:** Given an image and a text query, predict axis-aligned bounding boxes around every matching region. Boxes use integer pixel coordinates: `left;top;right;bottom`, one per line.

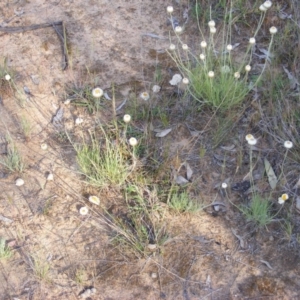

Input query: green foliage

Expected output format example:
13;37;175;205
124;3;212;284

240;195;273;227
0;238;13;260
0;144;26;173
168;188;202;213
70;86;103;114
76;137;130;189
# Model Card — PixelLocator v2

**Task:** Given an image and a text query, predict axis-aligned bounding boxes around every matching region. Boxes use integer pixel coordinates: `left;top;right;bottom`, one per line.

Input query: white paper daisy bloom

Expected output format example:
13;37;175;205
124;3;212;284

89;195;100;206
123;114;131;123
208;20;215;28
248;138;257;145
140;92;150;101
200;41;207;48
208;71;215;78
269;26;277;35
92;87;104;98
79;207;89;215
245;65;251;72
129;137;138;146
174;26;182;33
284;141;293;149
169;44;176;51
182;78;189;85
221;182;228;189
167;6;174;13
249;37;256;44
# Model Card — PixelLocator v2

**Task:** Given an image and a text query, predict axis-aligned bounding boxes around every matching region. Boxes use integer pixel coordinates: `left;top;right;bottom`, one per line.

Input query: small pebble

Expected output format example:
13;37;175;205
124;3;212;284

151;272;158;279
47;173;54;181
15;178;24;186
75;117;84;125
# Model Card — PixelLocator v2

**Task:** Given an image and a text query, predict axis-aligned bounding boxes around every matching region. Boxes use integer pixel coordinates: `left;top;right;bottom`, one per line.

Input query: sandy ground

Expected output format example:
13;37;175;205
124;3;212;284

0;0;300;299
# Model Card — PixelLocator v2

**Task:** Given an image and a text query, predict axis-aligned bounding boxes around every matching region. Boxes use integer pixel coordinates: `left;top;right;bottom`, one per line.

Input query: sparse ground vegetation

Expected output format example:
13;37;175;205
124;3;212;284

0;0;300;299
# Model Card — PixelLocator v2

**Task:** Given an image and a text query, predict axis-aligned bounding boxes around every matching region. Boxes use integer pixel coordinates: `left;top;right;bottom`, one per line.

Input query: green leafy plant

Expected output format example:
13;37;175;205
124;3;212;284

76;136;130;189
168;188;202;213
240;195;273;227
167;0;277;111
0;144;26;173
0;238;13;260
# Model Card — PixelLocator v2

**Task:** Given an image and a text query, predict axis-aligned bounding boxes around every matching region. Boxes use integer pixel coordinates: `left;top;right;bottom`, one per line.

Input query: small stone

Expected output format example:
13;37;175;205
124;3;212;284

151;272;157;279
47;173;54;181
75;117;84;125
15;178;24;186
90;288;96;294
213;205;220;212
64;99;71;105
269;235;274;241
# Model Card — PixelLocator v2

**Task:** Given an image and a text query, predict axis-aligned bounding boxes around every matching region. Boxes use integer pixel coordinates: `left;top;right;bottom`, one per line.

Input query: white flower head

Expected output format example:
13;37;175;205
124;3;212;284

75;117;84;125
263;1;272;9
245;65;251;72
210;27;217;34
208;20;215;28
169;74;182;86
182;78;189;85
221;65;230;74
227;44;233;51
16;178;24;186
259;4;267;11
41;143;48;150
234;72;241;79
5;74;11;81
249;37;256;45
278;193;289;204
208;71;215;78
89;195;100;206
79;206;89;215
248;138;257;145
152;85;161;93
47;173;54;181
182;44;188;50
169;44;176;51
64;99;71;105
129;137;138;147
140;91;150;101
200;53;205;60
269;26;277;34
284;141;293;149
167;6;174;13
200;41;207;48
245;134;254;141
221;182;228;189
278;197;284;204
92;87;103;98
123;114;131;123
174;26;182;33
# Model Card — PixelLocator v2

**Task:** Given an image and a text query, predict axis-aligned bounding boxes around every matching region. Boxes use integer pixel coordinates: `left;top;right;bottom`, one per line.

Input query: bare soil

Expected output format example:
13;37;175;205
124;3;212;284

0;1;300;299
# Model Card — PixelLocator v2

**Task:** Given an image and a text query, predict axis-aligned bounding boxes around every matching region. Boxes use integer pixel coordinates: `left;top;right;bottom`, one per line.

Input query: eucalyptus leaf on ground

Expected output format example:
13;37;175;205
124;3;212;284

264;158;277;189
175;175;189;185
185;162;193;180
155;128;172;138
